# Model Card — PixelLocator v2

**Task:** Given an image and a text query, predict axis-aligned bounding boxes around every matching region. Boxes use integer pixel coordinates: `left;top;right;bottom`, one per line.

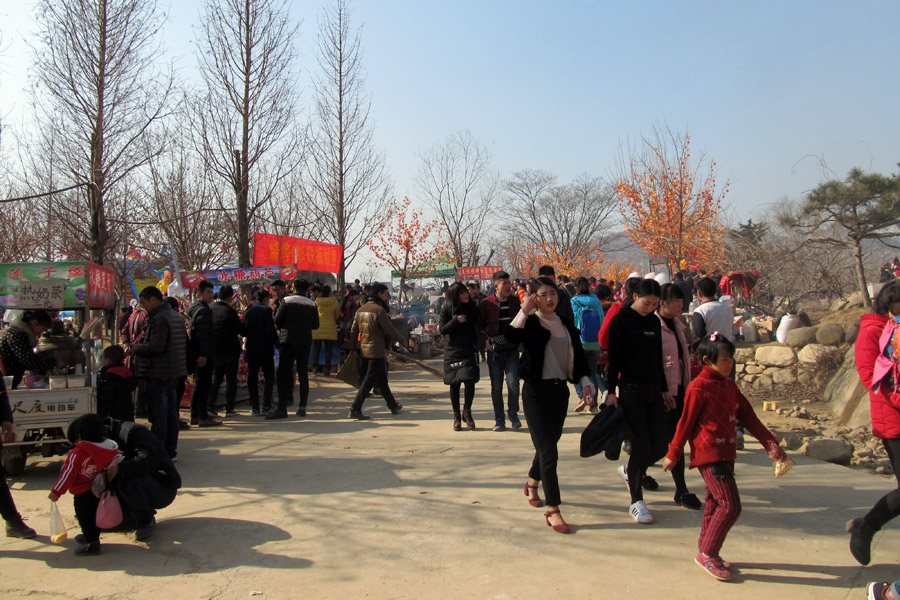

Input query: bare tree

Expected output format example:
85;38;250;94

306;0;390;286
416;130;496;267
503;169;619;260
195;0;303;268
30;0;174;265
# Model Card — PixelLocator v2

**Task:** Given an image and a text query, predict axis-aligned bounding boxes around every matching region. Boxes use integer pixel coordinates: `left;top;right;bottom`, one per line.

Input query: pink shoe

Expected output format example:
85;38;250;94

524;482;543;507
695;552;732;581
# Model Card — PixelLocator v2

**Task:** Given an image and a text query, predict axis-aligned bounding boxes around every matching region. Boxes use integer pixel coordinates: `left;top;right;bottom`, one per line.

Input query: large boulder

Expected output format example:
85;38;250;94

785;327;818;348
844;323;860;344
756;345;797;367
825;347;870;428
816;324;845;346
798;343;842;366
800;438;854;465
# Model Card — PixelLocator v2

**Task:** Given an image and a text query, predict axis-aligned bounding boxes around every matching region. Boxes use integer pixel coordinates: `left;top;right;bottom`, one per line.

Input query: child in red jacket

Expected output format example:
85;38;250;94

663;333;785;582
48;414;122;555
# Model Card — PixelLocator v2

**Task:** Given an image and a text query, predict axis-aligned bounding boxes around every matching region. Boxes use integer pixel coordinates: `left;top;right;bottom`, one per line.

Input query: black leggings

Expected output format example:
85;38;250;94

865;438;900;530
666;390;689;494
449;381;475;415
523;379;569;507
73;491;100;543
620;383;668;503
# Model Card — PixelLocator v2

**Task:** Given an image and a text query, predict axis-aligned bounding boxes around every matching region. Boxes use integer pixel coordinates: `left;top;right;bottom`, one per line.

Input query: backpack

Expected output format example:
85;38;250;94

579;306;601;349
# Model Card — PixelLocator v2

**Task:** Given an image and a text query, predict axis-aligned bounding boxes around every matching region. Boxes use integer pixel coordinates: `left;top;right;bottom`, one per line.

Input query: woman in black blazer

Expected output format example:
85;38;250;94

505;277;595;534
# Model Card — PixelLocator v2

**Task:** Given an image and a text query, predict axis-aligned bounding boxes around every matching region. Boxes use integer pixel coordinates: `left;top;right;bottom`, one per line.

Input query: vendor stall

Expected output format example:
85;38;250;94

0;261;114;474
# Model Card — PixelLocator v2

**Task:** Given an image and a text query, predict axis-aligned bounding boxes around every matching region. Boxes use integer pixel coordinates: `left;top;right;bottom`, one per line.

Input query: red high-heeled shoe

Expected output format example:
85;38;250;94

544;508;570;534
524;482;543;507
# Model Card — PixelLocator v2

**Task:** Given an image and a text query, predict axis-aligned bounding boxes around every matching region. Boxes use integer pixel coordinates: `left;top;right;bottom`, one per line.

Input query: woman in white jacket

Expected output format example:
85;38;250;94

656;283;702;510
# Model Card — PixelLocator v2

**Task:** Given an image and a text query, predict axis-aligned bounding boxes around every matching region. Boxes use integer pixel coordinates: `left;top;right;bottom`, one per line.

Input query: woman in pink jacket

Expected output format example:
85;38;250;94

849;280;900;565
656;283;701;510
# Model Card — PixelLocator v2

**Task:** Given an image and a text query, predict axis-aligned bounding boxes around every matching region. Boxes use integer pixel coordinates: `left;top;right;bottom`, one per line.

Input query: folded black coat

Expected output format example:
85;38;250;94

580;404;633;461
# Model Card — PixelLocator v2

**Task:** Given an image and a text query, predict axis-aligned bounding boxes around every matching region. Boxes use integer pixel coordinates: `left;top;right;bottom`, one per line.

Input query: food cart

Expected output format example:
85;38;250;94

0;261;115;474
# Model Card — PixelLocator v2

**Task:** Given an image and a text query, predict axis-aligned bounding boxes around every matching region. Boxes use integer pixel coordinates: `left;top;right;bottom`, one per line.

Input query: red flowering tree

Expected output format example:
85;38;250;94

616;128;728;272
366;197;451;302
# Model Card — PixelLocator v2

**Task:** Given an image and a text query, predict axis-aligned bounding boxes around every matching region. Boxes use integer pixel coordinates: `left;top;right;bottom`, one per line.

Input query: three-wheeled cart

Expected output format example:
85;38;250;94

0;261;116;474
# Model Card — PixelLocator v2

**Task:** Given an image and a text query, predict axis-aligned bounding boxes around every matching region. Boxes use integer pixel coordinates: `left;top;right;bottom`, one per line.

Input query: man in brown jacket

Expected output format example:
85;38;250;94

348;283;406;420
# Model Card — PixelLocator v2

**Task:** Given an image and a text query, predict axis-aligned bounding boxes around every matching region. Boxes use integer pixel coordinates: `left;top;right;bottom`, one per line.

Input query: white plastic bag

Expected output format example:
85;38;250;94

50;502;67;544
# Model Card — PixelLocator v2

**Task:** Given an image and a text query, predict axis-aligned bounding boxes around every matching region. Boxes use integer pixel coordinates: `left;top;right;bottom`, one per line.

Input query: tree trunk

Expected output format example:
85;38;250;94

90;0;109;265
852;239;872;307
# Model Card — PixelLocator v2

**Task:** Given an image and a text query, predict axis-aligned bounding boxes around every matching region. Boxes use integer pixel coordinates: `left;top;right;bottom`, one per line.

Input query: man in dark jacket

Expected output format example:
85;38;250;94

132;286;188;460
478;270;523;431
186;280;221;427
270;279;319;419
207;285;246;417
243;289;277;415
104;418;181;541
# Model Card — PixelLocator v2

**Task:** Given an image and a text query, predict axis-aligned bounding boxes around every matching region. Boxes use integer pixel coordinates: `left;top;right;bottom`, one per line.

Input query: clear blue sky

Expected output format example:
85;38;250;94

2;0;899;225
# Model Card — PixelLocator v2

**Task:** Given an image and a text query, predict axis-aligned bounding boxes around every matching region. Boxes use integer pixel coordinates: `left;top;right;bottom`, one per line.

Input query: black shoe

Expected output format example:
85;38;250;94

390;404;403;415
75;542;101;556
348;410;371;420
208;408;220;417
135;517;156;542
641;475;659;491
296;409;307;417
225;410;238;417
179;419;191;430
5;520;36;539
265;410;288;420
848;517;876;565
674;491;702;510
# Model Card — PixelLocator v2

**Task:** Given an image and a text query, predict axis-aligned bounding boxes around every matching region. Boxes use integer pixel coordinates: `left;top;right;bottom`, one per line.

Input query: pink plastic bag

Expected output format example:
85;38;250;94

96;491;123;529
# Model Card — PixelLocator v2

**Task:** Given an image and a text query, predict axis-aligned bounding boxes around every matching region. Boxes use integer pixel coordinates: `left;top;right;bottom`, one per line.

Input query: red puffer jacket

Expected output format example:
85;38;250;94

856;313;900;439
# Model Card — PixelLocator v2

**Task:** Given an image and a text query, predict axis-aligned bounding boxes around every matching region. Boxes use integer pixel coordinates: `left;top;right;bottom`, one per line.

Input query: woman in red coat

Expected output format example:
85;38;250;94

849;280;900;565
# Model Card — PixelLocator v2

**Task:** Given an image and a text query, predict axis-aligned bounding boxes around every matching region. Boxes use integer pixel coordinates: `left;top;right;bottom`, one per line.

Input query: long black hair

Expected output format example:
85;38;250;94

446;281;477;317
874;280;900;316
623;278;661;309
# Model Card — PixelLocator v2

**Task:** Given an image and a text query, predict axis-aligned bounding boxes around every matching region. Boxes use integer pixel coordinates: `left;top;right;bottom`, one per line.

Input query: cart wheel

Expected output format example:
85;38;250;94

1;449;26;476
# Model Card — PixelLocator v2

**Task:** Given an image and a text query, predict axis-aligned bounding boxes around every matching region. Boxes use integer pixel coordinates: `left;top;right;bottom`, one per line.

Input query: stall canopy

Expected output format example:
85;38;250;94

0;262;116;310
253;233;343;274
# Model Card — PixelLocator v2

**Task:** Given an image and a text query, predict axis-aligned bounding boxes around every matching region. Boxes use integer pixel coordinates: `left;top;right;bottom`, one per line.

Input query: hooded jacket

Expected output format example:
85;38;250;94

107;419;182;491
51;439;122;496
97;365;138;422
312;296;341;341
857;312;900;439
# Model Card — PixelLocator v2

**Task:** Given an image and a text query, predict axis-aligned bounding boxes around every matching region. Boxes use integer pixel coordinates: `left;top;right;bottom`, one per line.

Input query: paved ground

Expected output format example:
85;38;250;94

1;361;898;599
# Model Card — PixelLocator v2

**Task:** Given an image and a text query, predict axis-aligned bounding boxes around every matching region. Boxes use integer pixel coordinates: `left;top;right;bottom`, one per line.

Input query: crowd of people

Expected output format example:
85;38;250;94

2;266;900;591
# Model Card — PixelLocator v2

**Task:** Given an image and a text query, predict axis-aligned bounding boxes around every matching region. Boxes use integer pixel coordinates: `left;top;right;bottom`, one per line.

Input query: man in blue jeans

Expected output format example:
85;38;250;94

132;286;188;461
478;270;522;431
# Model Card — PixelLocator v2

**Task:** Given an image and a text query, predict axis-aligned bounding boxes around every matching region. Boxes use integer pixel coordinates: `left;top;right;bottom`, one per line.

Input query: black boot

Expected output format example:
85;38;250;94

847;517;877;565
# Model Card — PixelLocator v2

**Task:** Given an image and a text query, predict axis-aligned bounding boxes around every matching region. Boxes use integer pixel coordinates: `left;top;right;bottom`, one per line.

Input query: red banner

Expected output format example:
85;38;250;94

253;233;343;273
457;266;503;282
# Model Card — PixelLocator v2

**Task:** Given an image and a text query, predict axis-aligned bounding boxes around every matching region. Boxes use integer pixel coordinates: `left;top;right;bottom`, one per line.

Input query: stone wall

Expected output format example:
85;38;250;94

736;321;863;425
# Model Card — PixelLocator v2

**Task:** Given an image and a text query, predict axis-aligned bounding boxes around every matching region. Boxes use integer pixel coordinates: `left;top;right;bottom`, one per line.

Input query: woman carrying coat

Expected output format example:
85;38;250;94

505;277;595;534
439;282;481;431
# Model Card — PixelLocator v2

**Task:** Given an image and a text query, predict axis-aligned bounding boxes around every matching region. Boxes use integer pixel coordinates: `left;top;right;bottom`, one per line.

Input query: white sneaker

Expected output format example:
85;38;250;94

617;464;629;487
629;500;654;524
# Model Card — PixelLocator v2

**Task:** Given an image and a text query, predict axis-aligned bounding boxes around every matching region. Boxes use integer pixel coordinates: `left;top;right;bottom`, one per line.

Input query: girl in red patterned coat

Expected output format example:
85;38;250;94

663;333;785;582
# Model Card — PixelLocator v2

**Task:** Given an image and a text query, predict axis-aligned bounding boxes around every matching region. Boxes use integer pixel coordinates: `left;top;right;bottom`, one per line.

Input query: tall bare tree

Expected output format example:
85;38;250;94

195;0;303;268
306;0;389;286
30;0;174;265
416;130;496;267
503;169;618;262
